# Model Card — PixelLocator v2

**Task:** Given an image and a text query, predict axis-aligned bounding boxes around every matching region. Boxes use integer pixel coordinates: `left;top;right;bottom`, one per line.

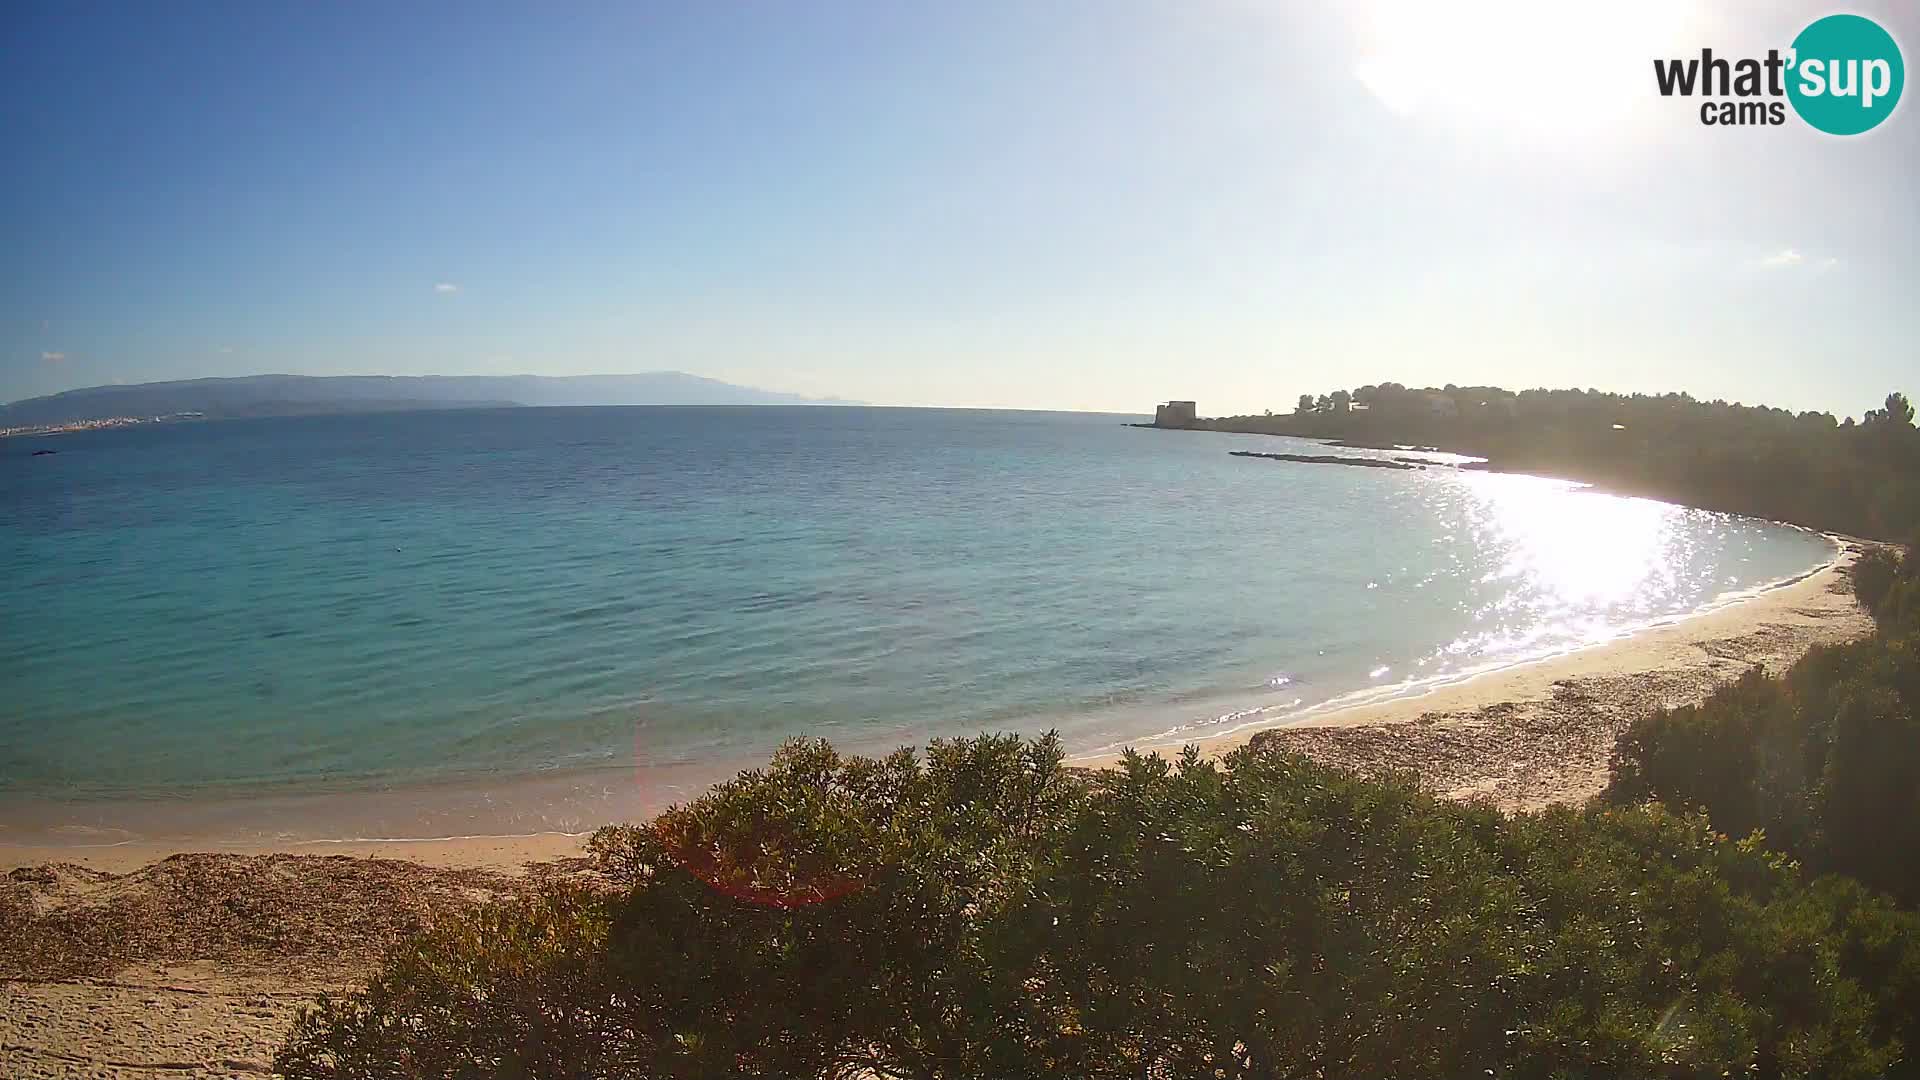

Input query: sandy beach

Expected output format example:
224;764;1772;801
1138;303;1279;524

0;540;1878;1077
1073;537;1876;811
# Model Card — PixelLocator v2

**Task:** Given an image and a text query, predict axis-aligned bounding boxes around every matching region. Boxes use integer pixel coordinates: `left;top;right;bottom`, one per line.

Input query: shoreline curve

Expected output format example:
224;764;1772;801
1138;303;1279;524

0;538;1875;874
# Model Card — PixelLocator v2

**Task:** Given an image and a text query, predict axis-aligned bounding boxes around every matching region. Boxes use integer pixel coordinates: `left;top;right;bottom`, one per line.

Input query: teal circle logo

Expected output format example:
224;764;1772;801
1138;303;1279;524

1787;14;1904;135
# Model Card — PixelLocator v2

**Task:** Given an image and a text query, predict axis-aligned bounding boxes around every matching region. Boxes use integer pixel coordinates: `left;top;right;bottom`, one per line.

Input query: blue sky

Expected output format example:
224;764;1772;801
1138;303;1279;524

3;1;1915;416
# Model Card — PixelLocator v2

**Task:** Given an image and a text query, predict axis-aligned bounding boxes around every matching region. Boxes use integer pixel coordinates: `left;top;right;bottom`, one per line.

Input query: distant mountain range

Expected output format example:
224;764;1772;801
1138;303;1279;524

0;373;857;427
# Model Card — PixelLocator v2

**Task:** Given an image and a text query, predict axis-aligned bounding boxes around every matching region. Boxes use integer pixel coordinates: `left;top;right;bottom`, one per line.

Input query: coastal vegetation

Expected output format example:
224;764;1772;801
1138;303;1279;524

1609;541;1920;903
281;585;1920;1080
1193;386;1919;541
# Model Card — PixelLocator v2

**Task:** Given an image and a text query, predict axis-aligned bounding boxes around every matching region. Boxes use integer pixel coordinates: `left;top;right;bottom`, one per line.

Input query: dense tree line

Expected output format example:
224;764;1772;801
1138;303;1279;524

1196;386;1919;540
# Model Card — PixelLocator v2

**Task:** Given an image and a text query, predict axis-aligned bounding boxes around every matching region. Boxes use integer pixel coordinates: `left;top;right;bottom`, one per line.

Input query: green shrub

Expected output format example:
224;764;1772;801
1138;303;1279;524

1607;667;1794;843
275;884;616;1079
1609;541;1920;903
1820;685;1920;897
280;736;1920;1079
1856;547;1904;615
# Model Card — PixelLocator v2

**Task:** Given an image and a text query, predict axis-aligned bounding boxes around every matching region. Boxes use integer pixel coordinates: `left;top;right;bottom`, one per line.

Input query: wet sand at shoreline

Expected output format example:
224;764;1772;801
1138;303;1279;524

1071;539;1874;811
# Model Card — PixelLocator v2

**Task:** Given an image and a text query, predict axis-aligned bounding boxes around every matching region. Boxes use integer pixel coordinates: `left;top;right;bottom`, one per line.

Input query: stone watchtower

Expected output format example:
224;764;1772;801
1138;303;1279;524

1154;400;1197;428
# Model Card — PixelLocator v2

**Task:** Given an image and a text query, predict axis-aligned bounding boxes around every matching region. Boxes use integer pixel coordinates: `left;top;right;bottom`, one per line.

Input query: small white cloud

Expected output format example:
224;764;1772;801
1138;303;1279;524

41;351;64;363
1753;249;1842;272
434;282;460;294
218;345;233;354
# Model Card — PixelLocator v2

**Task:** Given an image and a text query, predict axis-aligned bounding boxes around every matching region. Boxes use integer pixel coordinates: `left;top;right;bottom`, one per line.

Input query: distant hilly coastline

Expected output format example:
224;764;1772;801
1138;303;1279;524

1;372;858;428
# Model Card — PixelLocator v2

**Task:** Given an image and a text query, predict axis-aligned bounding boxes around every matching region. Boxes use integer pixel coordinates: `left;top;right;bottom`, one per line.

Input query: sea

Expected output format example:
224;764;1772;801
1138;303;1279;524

0;406;1835;838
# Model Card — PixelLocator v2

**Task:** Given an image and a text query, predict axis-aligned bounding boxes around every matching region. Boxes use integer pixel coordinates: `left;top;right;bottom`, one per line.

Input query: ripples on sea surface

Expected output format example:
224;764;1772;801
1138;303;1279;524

0;406;1833;808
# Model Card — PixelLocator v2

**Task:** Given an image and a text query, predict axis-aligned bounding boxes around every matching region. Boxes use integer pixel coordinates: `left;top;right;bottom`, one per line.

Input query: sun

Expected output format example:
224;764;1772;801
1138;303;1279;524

1348;0;1706;153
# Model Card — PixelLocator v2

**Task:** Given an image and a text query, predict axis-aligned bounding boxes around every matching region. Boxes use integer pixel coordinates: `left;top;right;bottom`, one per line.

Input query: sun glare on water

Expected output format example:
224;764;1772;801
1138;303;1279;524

1414;471;1721;672
1473;473;1683;611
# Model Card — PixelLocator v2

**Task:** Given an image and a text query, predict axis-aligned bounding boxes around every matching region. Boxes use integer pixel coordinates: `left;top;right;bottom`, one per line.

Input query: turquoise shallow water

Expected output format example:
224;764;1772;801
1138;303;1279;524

0;406;1833;804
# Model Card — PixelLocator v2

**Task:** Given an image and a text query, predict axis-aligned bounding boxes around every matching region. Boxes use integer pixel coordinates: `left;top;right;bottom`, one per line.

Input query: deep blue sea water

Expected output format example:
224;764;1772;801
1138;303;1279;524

0;406;1833;810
